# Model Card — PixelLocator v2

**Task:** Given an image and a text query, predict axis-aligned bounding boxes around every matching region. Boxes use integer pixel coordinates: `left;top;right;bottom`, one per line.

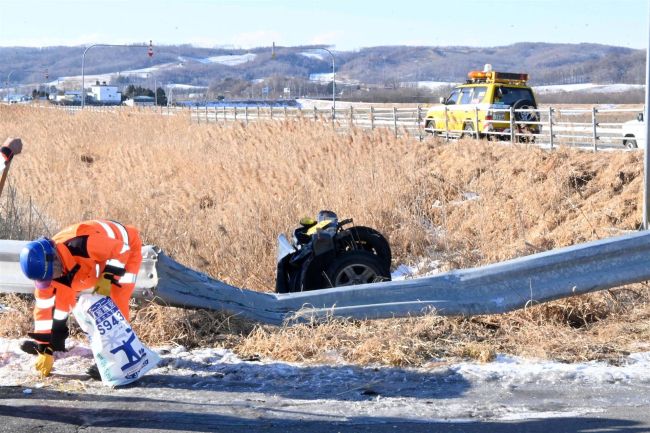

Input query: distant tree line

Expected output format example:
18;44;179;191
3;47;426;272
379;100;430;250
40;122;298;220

122;85;167;106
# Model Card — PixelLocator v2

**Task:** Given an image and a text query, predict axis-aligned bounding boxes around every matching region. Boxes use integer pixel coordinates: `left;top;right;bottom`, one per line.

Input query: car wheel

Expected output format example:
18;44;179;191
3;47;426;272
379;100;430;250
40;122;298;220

623;137;638;149
461;122;476;139
326;251;391;287
513;99;539;123
425;120;436;135
345;226;392;272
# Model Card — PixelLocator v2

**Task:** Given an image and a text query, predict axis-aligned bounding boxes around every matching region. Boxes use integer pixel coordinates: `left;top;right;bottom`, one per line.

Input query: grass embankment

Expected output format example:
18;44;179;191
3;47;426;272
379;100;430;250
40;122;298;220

1;105;648;366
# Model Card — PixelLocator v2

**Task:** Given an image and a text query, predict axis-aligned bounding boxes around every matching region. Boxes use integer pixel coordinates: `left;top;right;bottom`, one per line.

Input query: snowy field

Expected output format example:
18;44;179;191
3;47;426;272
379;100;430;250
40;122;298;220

2;336;650;423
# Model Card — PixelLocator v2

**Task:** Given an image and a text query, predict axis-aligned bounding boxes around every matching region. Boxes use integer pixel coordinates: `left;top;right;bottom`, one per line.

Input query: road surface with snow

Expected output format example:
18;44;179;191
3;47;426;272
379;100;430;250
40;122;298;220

1;338;650;432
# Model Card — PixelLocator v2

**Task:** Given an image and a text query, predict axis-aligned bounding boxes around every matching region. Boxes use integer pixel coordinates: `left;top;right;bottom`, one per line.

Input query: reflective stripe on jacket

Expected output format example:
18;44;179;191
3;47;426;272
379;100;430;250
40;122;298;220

32;219;142;344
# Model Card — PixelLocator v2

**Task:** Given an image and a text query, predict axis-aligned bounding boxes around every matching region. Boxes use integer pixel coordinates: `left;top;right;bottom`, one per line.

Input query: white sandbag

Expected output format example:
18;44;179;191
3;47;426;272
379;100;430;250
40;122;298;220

73;293;159;387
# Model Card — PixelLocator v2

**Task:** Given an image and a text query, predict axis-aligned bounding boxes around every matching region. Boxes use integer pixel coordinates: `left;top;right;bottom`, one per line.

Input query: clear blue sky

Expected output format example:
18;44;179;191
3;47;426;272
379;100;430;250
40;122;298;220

0;0;647;51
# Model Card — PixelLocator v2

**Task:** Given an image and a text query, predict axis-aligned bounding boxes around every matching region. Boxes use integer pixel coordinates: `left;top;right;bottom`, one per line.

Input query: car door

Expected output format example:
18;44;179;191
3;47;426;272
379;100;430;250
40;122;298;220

457;87;475;131
442;88;462;133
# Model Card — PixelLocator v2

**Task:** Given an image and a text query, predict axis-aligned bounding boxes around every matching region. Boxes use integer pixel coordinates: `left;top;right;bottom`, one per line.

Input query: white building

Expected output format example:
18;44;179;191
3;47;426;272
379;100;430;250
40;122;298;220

89;81;121;104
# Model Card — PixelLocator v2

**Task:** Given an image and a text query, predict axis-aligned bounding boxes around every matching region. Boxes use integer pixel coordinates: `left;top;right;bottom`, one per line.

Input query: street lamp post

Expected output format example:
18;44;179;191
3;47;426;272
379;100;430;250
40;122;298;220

317;47;336;119
272;43;336;119
81;41;153;109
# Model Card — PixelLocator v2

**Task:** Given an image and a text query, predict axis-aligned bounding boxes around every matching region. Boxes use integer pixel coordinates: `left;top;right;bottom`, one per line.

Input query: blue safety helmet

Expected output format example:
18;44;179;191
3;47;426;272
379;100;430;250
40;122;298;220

19;237;56;282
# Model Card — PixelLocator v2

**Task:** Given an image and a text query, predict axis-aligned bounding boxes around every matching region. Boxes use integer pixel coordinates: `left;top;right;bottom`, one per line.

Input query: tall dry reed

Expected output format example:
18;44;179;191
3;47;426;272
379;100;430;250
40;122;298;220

1;105;648;365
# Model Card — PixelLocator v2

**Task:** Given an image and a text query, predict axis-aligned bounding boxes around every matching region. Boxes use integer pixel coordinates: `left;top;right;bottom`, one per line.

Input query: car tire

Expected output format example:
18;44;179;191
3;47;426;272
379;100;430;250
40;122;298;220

345;226;392;272
461;122;476;139
623;137;638;149
425;120;436;135
512;99;539;123
325;251;391;287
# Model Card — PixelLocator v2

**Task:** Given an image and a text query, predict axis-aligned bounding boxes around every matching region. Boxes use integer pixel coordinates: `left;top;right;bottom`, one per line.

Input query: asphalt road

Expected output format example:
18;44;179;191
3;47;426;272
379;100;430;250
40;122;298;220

2;368;650;433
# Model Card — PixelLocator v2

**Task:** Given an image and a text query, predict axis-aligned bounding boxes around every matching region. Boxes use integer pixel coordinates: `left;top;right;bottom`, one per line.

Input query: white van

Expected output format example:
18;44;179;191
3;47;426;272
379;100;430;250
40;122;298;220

622;113;646;149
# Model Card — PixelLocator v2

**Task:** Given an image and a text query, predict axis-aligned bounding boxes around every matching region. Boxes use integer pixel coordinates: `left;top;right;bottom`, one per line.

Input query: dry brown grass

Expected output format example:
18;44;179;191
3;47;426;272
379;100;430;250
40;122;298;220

1;105;649;366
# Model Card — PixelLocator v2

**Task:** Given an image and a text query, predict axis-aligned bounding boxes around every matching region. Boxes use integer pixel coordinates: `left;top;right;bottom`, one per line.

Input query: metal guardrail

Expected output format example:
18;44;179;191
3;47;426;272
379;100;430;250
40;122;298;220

3;231;650;325
0;241;159;295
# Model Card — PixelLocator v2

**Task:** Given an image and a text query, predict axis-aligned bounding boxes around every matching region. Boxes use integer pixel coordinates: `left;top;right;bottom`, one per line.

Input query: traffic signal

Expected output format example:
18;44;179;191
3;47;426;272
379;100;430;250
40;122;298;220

148;40;154;58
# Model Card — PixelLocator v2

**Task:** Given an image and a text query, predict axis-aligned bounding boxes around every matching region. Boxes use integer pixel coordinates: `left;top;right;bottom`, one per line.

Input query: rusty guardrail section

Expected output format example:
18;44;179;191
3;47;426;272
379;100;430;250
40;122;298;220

3;230;650;325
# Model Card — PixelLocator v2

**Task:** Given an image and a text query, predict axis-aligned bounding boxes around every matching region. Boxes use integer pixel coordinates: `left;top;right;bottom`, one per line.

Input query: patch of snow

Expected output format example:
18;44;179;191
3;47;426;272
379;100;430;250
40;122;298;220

416;81;454;91
309;72;334;82
461;192;479;201
1;337;649;421
300;51;326;61
308;73;360;86
166;83;208;90
203;53;256;66
453;352;650;386
534;83;644;94
391;259;442;280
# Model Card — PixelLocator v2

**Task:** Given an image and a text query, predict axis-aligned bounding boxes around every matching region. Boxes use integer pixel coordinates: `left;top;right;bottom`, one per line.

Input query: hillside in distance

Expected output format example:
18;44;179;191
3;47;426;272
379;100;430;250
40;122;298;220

0;42;644;90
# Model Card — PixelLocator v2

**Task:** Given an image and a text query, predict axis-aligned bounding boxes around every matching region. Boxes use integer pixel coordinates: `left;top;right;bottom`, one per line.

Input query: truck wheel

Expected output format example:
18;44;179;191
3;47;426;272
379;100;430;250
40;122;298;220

326;251;391;287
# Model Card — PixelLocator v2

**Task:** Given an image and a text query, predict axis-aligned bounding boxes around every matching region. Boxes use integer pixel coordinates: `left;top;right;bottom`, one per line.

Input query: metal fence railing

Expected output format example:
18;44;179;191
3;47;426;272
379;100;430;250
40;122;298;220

2;102;644;150
423;106;643;150
187;104;644;150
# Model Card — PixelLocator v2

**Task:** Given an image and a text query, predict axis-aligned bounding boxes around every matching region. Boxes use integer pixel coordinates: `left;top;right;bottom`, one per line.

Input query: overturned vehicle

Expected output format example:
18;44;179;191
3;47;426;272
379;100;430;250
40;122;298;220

275;211;392;293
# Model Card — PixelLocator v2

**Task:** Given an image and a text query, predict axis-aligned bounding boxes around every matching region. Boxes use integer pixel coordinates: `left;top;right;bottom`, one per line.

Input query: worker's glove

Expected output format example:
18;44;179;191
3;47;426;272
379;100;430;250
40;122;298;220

94;273;120;296
34;345;54;378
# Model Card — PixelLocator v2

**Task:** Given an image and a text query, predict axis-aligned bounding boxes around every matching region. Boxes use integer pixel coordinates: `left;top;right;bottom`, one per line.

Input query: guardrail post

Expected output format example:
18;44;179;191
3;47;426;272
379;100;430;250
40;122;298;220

393;107;398;137
444;106;449;141
510;106;516;144
417;105;423;141
474;106;480;139
284;106;287;120
223;106;227;122
548;107;555;150
245;106;249;125
350;106;354;127
270;107;274;120
205;105;208;122
234;106;238;122
314;106;318;121
370;106;375;130
592;106;599;151
196;106;200;124
331;107;335;126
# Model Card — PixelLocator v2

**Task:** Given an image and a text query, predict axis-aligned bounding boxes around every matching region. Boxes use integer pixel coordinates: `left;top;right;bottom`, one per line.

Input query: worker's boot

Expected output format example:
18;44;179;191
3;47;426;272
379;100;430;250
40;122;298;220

19;340;39;355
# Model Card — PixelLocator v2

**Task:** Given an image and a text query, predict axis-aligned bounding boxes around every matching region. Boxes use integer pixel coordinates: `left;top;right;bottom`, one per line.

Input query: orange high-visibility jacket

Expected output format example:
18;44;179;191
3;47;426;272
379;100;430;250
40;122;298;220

32;220;142;347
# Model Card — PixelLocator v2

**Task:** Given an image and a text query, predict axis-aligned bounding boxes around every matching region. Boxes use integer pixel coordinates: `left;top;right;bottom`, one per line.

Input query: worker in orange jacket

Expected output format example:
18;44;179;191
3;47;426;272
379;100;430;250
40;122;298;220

19;219;142;378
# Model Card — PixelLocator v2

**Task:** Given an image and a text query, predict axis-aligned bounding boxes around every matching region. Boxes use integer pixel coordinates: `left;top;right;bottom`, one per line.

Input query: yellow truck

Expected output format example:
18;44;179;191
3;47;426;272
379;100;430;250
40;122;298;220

424;65;540;140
